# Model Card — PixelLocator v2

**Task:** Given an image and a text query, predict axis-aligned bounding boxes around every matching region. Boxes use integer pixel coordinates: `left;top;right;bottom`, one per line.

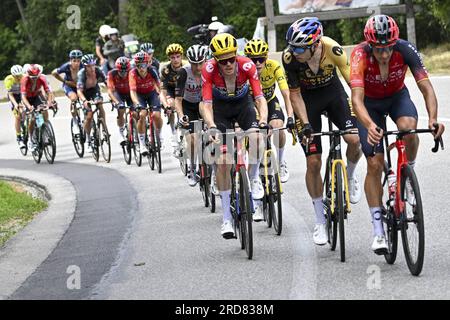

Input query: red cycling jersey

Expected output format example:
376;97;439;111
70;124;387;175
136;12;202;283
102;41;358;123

108;69;130;95
201;56;264;103
21;75;51;98
350;39;429;99
129;67;160;95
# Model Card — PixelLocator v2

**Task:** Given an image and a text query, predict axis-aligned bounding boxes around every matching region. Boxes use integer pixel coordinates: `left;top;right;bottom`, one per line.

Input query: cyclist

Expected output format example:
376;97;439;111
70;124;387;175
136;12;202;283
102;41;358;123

244;39;295;184
51;49;83;131
107;56;133;145
283;17;362;245
160;43;187;149
129;51;162;155
140;43;160;72
77;54;107;152
202;33;268;239
175;44;208;187
350;15;445;254
21;64;55;151
5;65;25;149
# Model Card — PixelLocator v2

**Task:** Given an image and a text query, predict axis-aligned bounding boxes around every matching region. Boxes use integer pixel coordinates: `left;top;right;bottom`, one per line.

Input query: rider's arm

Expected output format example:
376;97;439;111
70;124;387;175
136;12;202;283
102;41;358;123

201;63;215;128
107;72;119;105
8;92;19;108
417;80;444;137
255;97;268;125
51;68;65;84
128;71;140;106
174;68;187;118
289;88;309;125
330;40;351;86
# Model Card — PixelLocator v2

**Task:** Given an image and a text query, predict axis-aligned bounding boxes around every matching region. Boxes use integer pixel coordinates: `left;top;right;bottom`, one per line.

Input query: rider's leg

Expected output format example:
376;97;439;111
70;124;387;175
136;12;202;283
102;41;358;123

137;109;148;149
216;150;233;224
84;111;93;142
14;107;21;138
67;91;79;120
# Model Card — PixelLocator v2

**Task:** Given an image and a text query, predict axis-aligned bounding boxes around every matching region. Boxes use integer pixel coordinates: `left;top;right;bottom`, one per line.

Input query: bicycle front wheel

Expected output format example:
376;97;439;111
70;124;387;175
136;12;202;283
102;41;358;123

99;119;111;163
20;119;28;156
92;120;100;162
31;130;42;164
42;122;56;164
71;117;84;158
122;120;131;165
335;163;346;262
238;167;253;260
400;165;425;276
382;162;398;265
324;158;337;250
132;120;142;166
269;173;283;236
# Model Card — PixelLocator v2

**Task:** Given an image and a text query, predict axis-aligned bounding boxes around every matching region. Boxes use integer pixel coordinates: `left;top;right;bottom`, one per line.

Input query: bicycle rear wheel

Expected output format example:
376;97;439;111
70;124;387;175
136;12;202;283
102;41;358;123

400;165;425;276
99;119;111;163
71;117;84;158
238;167;253;260
42;123;56;164
200;165;210;208
269;173;283;236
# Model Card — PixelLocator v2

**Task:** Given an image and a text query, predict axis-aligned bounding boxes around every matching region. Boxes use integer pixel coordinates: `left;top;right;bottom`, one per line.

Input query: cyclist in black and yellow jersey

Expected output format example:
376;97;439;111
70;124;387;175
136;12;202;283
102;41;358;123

284;17;362;246
4;65;25;149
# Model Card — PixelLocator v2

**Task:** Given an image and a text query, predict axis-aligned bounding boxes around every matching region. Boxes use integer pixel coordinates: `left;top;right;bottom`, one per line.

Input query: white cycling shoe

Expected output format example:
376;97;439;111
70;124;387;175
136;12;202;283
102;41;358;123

253;204;264;222
372;235;388;255
187;172;198;187
251;178;264;200
280;161;290;183
313;224;328;246
140;144;149;156
348;174;362;204
221;220;235;239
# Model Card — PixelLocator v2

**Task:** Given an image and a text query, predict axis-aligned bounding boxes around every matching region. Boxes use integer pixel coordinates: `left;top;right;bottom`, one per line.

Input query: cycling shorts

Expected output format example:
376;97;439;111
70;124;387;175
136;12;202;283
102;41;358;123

112;92;133;110
136;91;161;112
268;96;285;123
63;84;77;97
182;100;202;134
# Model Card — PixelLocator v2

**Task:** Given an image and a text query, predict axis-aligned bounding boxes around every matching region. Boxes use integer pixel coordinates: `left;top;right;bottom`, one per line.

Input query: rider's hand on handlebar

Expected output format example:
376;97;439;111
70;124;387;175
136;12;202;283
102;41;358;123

286;117;295;132
82;100;90;109
178;115;190;128
207;126;221;144
429;121;445;139
367;123;383;146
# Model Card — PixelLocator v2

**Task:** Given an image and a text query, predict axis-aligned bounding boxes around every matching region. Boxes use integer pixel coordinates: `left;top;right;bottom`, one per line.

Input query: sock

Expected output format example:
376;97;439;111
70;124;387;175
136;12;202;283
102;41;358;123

139;134;146;146
347;160;357;179
248;164;261;181
278;147;285;164
313;197;326;225
408;160;416;169
370;207;384;237
220;190;232;223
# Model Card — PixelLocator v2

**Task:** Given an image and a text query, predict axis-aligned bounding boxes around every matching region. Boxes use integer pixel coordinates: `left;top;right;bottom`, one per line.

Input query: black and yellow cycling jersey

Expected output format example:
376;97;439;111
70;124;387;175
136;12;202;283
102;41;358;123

160;60;188;97
282;36;350;91
259;59;289;102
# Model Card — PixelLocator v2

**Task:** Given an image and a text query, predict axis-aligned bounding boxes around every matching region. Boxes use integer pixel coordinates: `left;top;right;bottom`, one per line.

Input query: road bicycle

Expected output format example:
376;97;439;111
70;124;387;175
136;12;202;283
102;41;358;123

121;104;142;166
86;100;111;163
137;105;162;173
377;123;444;276
70;99;86;158
16;104;29;156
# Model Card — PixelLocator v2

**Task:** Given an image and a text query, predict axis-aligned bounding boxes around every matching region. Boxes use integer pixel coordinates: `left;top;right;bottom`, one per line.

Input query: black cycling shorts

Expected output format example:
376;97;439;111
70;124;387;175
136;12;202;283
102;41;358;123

268;96;285;123
299;78;356;156
182;100;202;134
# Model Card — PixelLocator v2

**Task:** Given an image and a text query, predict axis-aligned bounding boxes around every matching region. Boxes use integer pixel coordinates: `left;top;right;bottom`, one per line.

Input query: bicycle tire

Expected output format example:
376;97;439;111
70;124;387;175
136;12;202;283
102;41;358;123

153;122;162;174
335;163;346;262
71;118;84;158
31;129;42;164
91;120;100;162
261;176;272;228
132;119;142;166
122;117;131;165
270;173;283;236
382;162;398;265
400;165;425;276
324;158;337;250
238;167;253;260
99;119;111;163
20;118;28;156
42;123;56;164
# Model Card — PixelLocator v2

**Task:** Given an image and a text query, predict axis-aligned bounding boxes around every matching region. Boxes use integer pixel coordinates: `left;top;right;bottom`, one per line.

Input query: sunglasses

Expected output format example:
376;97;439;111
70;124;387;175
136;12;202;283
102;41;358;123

137;63;148;69
289;45;312;55
216;56;236;65
372;45;394;53
71;59;81;62
250;57;267;64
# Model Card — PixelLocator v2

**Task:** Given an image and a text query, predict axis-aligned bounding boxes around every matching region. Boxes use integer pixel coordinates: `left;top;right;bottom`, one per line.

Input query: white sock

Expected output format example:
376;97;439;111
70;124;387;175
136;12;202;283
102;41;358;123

347;160;357;179
313;197;326;225
220;190;232;223
408;160;416;169
278;147;285;164
139;134;146;146
370;207;384;237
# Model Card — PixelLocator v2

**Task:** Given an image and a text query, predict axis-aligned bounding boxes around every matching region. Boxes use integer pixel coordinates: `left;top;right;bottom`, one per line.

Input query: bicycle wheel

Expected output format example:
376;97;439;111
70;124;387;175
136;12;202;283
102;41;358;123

42;123;56;164
324;158;337;250
31;129;42;164
20;118;28;156
269;173;283;236
122;119;131;165
382;162;398;265
334;163;346;262
400;165;425;276
153;122;162;174
200;165;210;208
132;120;142;166
71;117;84;158
99;119;111;163
238;167;253;260
92;120;100;162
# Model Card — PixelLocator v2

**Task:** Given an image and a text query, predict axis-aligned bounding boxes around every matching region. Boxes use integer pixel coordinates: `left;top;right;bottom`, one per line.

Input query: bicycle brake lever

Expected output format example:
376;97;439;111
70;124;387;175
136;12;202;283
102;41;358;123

431;123;444;153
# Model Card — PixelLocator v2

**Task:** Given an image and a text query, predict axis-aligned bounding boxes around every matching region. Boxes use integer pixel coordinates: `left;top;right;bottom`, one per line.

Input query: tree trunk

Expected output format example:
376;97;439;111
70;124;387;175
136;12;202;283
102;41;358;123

118;0;128;33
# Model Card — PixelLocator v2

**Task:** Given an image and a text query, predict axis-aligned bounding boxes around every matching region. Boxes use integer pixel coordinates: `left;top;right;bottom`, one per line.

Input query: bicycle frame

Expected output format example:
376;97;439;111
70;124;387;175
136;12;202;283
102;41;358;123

262;129;285;196
385;136;408;217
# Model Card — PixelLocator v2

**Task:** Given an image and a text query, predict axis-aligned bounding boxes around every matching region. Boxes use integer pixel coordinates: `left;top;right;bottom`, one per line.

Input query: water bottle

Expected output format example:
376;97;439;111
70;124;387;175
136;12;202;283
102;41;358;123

387;170;396;205
36;113;44;128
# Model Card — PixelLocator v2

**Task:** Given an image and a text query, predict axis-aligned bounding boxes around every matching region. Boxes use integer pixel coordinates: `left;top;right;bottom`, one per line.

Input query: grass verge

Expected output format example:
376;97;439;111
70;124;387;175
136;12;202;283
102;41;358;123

421;43;450;75
0;180;48;247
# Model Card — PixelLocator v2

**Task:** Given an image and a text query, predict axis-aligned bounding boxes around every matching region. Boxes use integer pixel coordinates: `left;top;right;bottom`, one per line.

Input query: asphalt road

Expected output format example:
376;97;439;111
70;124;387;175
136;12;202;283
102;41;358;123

0;77;449;300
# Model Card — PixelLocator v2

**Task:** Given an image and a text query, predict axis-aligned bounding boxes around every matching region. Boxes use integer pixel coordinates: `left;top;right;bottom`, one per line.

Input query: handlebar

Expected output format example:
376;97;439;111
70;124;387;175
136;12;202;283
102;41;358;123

26;103;58;117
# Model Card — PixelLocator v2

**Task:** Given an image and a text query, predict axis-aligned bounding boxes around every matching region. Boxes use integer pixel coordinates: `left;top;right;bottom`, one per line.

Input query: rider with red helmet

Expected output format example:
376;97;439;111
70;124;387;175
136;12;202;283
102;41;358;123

350;15;445;254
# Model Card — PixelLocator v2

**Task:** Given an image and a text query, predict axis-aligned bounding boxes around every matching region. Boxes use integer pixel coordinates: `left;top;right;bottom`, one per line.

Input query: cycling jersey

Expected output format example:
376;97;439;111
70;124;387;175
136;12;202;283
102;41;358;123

202;56;264;103
107;69;130;95
259;59;289;102
4;75;21;95
129;67;160;95
350;39;429;99
56;62;83;83
160;60;188;97
21;75;51;98
283;36;350;91
175;65;202;103
77;67;105;91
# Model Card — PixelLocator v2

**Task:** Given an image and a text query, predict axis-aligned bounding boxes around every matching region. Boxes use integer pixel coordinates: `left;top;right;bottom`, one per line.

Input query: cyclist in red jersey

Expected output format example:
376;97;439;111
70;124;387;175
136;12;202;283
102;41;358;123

129;51;162;155
351;15;445;254
108;57;133;146
202;33;268;239
21;64;55;151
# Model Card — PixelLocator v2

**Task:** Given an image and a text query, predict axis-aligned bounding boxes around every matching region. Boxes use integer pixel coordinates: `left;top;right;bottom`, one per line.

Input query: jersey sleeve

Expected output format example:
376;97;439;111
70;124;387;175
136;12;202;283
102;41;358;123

160;65;169;90
107;71;115;91
4;76;13;91
77;69;85;90
273;61;289;91
328;40;351;84
201;61;214;103
175;68;187;98
246;61;264;100
149;67;160;85
396;40;429;84
350;46;367;89
40;75;51;93
129;70;137;91
282;50;301;90
56;62;68;75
